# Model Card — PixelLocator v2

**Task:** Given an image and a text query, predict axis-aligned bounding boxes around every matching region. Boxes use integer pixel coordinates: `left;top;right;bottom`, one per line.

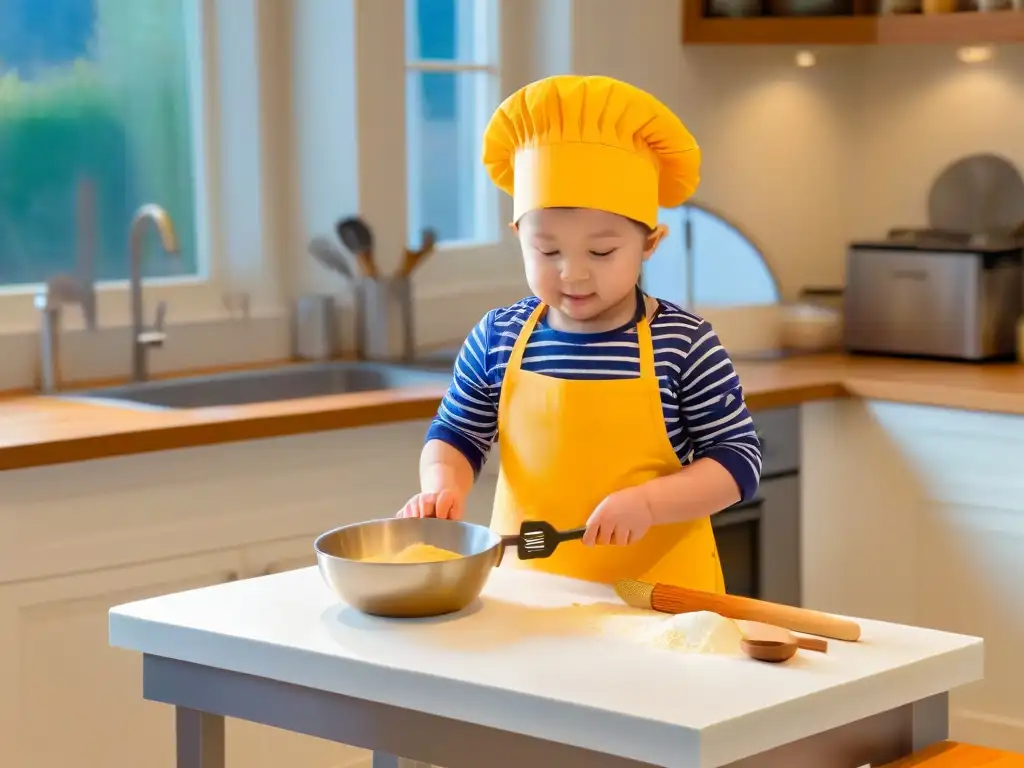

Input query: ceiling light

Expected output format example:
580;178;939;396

795;51;816;68
956;46;994;64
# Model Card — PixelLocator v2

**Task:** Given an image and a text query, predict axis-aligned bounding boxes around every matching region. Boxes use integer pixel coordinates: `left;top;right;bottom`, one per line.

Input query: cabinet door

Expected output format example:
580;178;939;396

0;550;243;768
231;536;367;768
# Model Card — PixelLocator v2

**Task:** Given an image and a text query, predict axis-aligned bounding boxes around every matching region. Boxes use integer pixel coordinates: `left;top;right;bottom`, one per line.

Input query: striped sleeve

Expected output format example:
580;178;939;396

674;320;762;501
424;311;499;476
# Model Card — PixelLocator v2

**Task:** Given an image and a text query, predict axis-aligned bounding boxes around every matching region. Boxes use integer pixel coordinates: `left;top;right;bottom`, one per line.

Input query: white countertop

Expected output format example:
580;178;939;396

109;566;983;768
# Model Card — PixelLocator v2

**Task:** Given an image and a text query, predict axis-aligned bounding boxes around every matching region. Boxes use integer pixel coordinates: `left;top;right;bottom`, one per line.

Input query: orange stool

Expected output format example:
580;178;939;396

879;741;1024;767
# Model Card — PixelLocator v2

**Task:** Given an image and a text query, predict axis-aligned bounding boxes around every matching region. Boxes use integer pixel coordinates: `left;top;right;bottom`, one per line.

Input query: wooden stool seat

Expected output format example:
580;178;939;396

879;741;1024;767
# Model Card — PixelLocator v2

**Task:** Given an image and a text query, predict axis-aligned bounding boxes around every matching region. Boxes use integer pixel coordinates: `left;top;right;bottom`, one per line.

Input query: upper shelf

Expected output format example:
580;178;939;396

682;4;1024;45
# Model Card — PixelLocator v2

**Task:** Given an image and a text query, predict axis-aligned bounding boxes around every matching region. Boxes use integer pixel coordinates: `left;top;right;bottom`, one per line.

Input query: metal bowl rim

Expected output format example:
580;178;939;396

312;517;502;565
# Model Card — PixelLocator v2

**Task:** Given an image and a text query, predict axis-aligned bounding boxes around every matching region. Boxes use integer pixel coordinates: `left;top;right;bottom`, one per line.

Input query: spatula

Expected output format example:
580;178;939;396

501;521;586;560
335;216;378;279
308;235;355;281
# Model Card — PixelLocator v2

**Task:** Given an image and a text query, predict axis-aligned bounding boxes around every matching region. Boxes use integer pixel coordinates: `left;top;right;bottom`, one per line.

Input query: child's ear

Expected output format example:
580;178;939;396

508;221;519;234
642;224;668;260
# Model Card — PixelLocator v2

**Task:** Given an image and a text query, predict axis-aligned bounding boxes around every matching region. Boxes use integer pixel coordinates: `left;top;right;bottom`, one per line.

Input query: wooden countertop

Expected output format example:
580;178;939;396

3;354;1024;471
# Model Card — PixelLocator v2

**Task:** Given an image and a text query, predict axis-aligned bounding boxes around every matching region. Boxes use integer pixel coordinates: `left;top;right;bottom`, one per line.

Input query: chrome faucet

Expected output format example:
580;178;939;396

36;176;99;393
128;204;179;382
35;273;98;393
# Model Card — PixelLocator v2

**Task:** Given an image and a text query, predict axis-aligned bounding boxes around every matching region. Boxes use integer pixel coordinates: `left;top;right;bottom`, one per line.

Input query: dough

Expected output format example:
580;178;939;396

634;611;743;654
570;603;742;655
360;543;462;564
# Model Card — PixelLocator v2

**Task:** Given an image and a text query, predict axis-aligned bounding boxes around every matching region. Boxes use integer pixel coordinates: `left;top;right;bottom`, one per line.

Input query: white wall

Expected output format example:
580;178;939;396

850;45;1024;241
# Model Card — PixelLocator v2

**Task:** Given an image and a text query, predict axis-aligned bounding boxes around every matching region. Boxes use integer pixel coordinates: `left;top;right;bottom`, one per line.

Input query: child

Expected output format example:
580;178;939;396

399;75;762;591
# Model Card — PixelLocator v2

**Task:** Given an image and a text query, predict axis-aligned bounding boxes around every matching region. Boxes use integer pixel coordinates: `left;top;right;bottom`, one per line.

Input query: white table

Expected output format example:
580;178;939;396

108;567;983;768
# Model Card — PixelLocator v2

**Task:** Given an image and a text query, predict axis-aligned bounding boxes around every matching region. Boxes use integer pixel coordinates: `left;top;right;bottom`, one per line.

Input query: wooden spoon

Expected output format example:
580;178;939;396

397;228;437;278
737;620;828;663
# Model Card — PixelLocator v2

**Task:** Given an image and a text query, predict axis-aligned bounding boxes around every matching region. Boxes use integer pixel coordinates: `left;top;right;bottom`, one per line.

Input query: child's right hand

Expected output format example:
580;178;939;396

396;490;465;520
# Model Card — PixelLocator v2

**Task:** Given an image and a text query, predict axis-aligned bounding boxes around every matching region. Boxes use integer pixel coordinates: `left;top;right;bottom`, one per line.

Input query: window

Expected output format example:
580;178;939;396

405;0;500;248
643;203;780;308
0;0;198;286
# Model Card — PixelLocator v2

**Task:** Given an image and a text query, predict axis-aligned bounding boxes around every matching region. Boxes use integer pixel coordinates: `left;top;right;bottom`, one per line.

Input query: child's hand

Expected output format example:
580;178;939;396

397;490;465;520
582;487;653;546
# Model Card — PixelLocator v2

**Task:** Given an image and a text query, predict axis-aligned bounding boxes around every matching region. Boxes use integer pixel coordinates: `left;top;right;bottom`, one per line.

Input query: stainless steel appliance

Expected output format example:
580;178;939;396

714;408;801;606
843;230;1023;361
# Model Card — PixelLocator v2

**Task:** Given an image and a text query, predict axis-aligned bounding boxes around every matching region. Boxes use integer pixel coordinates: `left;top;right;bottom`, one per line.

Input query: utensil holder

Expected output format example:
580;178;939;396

356;277;416;361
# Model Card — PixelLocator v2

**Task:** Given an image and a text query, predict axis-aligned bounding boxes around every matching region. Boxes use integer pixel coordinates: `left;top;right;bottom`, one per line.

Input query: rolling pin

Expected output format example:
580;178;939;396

614;579;861;642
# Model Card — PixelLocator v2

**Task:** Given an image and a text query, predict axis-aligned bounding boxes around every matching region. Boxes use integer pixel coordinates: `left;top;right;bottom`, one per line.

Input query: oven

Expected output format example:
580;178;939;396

713;408;801;607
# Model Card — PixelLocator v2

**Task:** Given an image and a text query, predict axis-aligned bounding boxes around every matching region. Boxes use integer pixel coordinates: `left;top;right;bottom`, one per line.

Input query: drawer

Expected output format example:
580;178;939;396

752;407;800;476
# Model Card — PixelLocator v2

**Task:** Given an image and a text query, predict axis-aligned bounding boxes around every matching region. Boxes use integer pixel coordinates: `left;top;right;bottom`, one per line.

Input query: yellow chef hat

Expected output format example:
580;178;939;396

482;75;701;229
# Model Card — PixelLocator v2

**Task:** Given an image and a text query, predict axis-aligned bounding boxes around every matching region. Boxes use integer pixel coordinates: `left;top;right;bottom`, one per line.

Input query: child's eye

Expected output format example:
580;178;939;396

589;249;616;257
539;249;560;256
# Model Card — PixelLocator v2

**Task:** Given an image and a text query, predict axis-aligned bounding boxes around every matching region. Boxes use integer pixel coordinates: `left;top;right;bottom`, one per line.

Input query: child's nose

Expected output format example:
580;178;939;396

560;258;589;282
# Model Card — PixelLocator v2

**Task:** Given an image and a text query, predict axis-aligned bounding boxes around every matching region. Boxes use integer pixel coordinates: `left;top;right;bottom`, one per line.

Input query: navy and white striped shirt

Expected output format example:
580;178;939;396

426;296;762;501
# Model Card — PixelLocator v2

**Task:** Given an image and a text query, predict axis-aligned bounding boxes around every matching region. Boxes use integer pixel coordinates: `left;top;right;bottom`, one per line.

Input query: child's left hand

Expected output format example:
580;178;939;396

582;486;654;546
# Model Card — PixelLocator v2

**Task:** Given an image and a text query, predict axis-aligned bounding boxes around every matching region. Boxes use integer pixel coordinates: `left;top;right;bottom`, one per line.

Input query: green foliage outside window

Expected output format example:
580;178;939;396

0;0;198;286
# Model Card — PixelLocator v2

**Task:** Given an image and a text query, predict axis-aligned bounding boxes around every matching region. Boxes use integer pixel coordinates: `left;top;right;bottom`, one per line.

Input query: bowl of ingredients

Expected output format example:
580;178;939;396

314;517;506;618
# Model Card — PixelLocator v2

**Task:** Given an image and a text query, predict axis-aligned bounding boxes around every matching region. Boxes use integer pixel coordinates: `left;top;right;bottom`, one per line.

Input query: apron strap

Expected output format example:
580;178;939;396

507;303;546;374
634;286;657;382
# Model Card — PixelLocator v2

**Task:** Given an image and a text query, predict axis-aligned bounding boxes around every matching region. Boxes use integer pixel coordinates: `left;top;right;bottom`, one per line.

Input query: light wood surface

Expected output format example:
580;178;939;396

2;353;1024;471
682;3;1024;46
623;578;863;641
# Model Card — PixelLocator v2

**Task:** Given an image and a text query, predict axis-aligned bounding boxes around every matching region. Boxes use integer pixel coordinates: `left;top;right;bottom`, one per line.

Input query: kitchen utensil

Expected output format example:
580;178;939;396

355;277;395;360
928;154;1024;237
741;635;798;663
308;235;355;281
737;620;829;656
315;518;588;618
397;228;437;279
614;579;862;641
336;216;378;278
316;518;502;617
510;521;586;560
392;276;416;360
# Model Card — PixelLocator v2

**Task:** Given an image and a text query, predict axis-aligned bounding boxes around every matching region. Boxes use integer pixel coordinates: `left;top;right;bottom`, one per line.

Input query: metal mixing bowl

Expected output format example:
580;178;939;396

314;517;505;618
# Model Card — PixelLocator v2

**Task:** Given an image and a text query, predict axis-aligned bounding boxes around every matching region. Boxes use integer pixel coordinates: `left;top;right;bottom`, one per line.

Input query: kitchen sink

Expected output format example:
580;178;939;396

59;360;453;410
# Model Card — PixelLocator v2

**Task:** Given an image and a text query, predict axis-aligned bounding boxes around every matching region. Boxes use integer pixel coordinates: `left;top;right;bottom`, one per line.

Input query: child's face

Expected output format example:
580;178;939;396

517;208;659;328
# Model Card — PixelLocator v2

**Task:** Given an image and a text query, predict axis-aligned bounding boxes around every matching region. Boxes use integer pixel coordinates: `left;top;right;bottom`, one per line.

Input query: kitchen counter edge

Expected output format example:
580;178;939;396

4;354;1024;471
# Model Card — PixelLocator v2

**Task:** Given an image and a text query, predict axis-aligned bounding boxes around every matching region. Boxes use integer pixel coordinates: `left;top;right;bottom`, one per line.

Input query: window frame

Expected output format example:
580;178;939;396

0;0;276;334
642;200;782;309
403;0;502;250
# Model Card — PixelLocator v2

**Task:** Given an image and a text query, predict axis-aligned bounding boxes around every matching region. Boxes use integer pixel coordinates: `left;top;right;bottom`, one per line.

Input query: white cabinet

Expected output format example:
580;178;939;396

801;399;1024;753
0;419;450;768
0;551;243;768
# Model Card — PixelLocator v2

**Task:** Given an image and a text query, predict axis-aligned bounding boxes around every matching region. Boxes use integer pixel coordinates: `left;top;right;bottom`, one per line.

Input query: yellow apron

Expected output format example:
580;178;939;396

490;302;725;590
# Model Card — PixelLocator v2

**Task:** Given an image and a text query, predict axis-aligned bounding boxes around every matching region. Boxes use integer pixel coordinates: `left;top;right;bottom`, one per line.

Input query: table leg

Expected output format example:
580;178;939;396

176;707;225;768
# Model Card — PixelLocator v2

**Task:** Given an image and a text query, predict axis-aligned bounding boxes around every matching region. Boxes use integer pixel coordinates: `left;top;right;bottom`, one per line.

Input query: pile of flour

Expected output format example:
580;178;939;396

569;603;744;655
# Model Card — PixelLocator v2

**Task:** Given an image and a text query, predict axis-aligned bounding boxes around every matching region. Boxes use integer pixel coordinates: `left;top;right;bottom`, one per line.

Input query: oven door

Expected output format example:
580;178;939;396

711;498;763;599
